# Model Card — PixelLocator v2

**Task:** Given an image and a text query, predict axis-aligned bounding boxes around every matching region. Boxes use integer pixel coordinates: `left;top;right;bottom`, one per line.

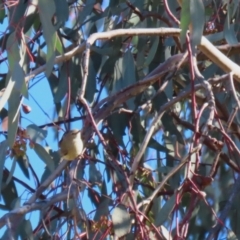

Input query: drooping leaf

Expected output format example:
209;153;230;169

78;0;96;28
154;192;176;227
0;34;21;113
1;171;18;210
69;55;82;101
34;143;55;172
94;197;110;221
11;197;21;209
100;55;118;83
26;124;48;142
7;89;21;147
16;155;30;179
88;188;101;208
224;22;238;45
5;157;17;186
89;161;102;185
0;79;15;111
180;0;191;45
85;56;97;103
8;0;28;33
162;112;185;145
0;141;8;195
38;0;56;77
112;204;131;238
18;219;33;240
123;49;136;109
189;0;205;46
107;112;129;147
130;114;170;152
144;36;159;67
0;7;5;24
54;62;68;103
54;0;69;26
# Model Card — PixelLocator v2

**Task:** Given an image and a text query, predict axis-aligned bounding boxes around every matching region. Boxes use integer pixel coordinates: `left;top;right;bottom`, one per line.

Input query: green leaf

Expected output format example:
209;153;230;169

78;0;96;27
54;0;69;26
0;141;8;195
94;198;110;221
164;79;173;100
6;32;20;69
144;37;159;67
154;192;176;226
1;171;18;210
107;112;129;147
89;162;102;185
85;57;97;103
130;114;170;152
19;43;29;99
0;35;22;113
11;197;21;209
5;157;17;186
112;204;131;238
26;124;47;142
190;0;205;46
38;0;56;77
69;55;82;101
54;33;63;55
180;0;191;45
16;155;30;179
8;0;28;32
18;219;33;240
34;143;55;172
162;112;185;145
54;62;68;103
40;167;51;184
0;6;5;24
88;188;101;208
8;89;20;147
100;55;118;82
0;79;15;111
224;23;238;45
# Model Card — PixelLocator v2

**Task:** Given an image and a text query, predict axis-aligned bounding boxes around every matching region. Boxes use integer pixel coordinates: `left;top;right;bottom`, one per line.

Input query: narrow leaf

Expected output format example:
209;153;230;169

34;143;55;172
26;124;48;142
16;155;30;179
180;0;191;45
38;0;56;77
0;77;15;112
8;89;21;147
154;193;176;226
190;0;205;46
0;141;8;195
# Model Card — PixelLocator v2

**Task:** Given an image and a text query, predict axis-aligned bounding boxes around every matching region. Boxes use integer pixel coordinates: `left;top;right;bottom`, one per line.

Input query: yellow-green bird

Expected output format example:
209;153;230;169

59;129;83;160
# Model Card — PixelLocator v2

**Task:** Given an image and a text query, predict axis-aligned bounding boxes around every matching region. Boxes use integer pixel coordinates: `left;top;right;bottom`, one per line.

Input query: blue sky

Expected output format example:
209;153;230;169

0;0;111;237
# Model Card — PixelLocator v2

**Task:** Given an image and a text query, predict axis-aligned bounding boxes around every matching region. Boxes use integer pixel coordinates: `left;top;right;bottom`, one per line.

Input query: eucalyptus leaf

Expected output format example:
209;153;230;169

180;0;191;45
26;124;47;142
190;0;205;46
38;0;56;77
16;155;30;179
0;141;8;195
34;143;55;172
1;172;18;210
154;193;176;227
8;89;21;147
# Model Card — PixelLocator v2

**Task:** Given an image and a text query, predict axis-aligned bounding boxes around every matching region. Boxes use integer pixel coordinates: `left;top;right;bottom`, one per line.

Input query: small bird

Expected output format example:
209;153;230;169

59;129;83;161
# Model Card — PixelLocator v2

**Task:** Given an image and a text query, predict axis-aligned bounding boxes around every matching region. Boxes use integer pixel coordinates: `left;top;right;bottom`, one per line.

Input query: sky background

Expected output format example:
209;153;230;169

0;0;181;238
0;0;110;237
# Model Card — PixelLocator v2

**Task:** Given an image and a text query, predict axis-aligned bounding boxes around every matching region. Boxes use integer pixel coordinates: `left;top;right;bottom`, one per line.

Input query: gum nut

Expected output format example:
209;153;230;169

22;104;32;114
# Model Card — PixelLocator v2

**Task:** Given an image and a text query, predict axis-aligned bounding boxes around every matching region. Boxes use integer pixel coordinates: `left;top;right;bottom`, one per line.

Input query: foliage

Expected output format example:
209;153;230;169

0;0;240;239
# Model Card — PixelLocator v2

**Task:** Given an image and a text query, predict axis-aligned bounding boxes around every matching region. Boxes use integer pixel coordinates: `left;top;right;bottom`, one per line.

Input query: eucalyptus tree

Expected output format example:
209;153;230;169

0;0;239;239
